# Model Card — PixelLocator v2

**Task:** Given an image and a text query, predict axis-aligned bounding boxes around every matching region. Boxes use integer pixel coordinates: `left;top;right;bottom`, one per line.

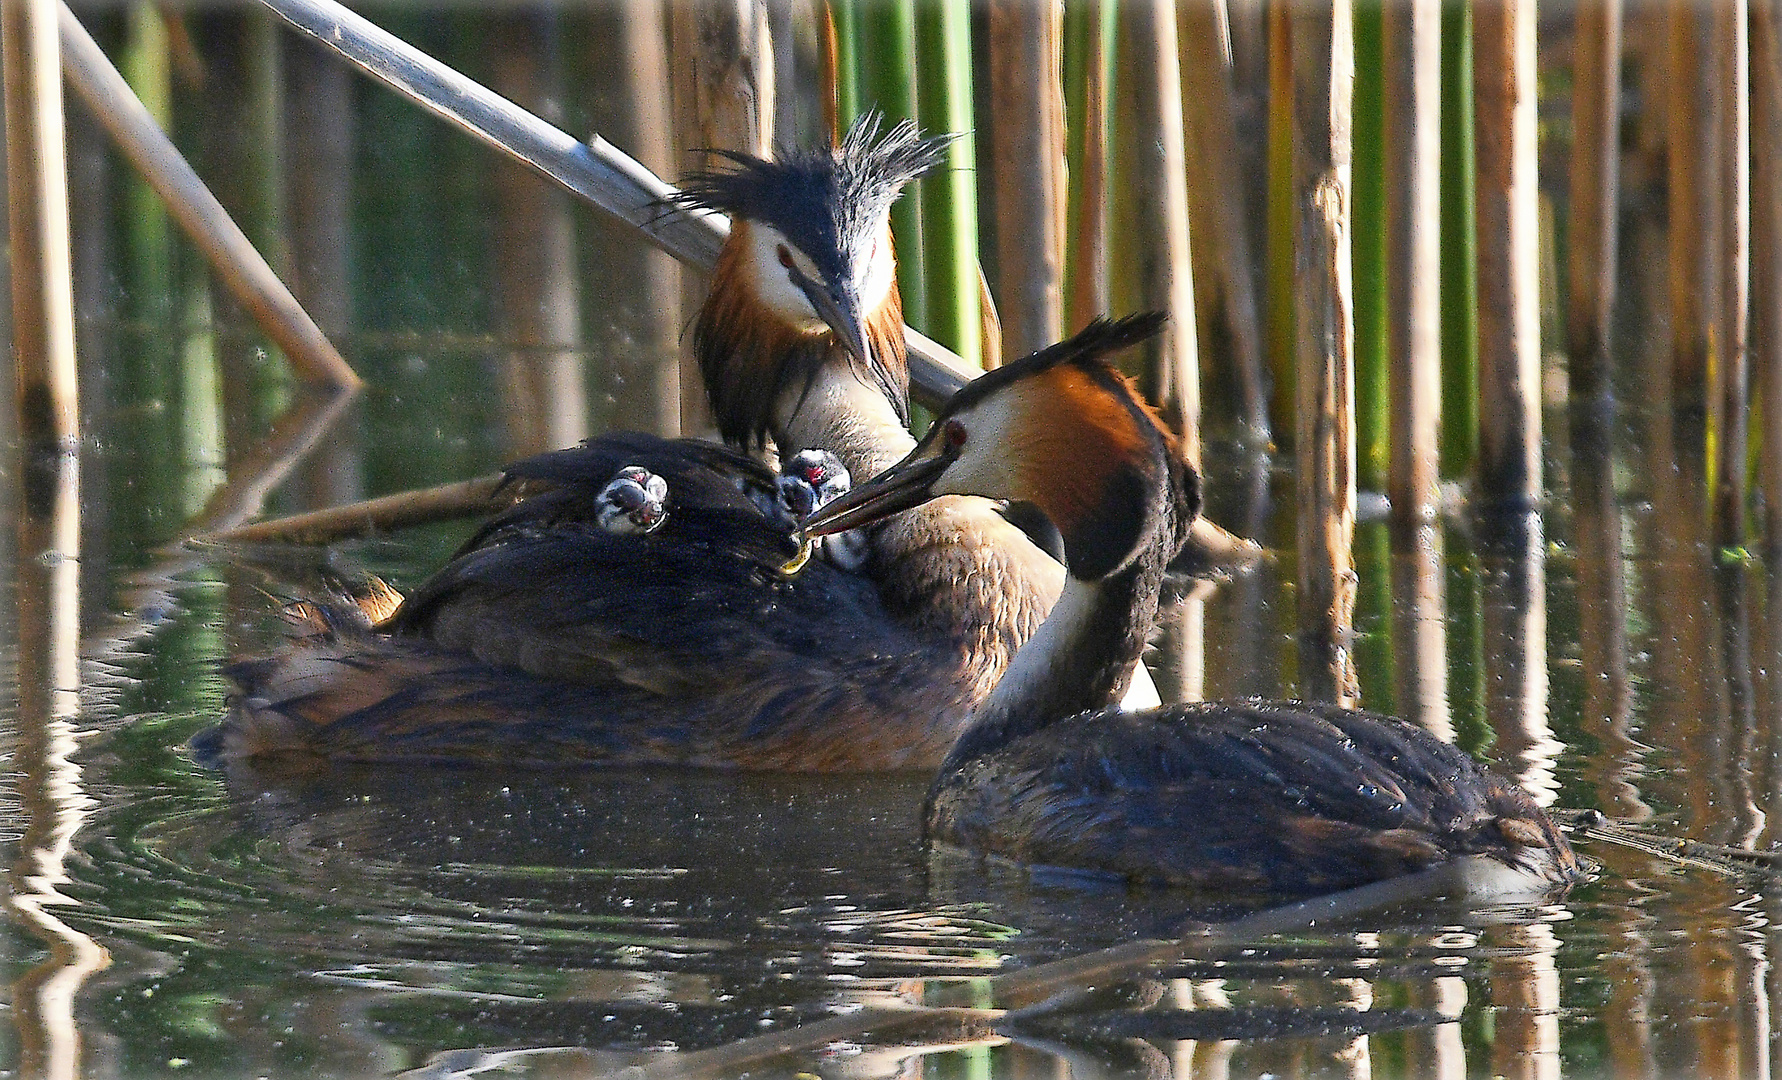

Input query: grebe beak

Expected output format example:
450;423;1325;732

788;264;872;370
803;451;950;536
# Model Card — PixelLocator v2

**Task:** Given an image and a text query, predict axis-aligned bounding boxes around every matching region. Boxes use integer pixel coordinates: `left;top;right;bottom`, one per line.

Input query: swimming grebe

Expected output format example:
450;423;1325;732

806;314;1581;896
209;116;1102;769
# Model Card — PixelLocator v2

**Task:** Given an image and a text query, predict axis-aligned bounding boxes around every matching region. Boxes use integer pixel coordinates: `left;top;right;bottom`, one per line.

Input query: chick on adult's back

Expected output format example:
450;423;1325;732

209;117;1062;770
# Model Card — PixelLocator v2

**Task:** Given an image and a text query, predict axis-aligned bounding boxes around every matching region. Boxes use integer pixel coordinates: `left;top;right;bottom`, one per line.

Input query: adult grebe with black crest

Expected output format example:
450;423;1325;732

807;314;1582;897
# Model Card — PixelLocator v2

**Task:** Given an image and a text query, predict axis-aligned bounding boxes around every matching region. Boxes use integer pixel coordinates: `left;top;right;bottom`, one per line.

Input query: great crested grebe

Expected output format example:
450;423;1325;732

806;314;1581;896
206;115;1115;770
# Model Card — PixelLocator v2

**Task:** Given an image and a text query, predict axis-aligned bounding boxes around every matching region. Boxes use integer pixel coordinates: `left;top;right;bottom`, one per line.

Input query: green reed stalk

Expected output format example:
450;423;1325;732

915;0;981;366
1353;0;1388;490
179;284;226;517
1062;0;1092;323
1438;0;1478;477
123;2;172;316
830;1;861;138
247;11;293;432
119;2;180;540
855;0;927;330
1449;549;1492;757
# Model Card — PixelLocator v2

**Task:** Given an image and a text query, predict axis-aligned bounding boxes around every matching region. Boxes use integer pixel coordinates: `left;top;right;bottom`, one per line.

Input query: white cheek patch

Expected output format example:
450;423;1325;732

854;225;897;317
931;398;1023;503
746;225;826;331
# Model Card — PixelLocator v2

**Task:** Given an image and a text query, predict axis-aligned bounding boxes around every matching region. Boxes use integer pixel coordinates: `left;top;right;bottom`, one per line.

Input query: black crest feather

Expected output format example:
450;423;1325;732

942;312;1171;414
668;114;951;448
663;113;952;256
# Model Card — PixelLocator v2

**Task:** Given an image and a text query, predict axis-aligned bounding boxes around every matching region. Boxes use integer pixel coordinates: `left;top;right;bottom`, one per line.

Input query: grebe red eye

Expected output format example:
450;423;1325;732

776;244;795;269
943;419;967;449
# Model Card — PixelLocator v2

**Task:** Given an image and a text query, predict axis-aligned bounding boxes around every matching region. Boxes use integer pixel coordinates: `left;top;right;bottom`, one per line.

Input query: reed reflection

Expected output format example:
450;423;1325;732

1569;403;1646;822
1715;565;1764;850
1486;922;1561;1080
9;448;107;1080
1402;975;1465;1080
1390;520;1451;741
1478;511;1560;805
1205;451;1279;699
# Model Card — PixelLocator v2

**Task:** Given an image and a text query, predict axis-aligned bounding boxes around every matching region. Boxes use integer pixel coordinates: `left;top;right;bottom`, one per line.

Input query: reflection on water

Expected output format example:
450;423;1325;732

14;7;1782;1076
13;416;1782;1076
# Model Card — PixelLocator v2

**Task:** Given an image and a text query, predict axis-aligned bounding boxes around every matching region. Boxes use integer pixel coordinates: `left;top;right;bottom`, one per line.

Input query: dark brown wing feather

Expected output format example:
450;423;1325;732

206;433;981;771
925;699;1580;895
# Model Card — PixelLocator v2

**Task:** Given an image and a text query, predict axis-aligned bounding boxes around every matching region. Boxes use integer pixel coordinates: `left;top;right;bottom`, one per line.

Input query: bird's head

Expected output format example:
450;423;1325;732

805;313;1200;582
667;115;951;447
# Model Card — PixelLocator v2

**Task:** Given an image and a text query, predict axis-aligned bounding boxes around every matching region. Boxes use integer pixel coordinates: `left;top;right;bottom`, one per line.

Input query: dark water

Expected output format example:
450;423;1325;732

7;6;1782;1077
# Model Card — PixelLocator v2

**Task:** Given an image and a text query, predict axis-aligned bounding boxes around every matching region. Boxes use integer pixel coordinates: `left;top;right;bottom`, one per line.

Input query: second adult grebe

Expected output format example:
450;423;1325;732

807;314;1581;896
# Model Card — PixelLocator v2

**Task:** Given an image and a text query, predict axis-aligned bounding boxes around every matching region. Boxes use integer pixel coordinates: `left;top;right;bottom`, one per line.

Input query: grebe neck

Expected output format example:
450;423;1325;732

772;363;917;479
939;541;1167;772
775;362;1065;675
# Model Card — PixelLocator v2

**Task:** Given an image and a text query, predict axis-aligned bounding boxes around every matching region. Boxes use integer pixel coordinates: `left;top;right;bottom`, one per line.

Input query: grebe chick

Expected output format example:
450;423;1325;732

807;314;1581;897
775;448;851;521
596;466;669;536
775;449;866;570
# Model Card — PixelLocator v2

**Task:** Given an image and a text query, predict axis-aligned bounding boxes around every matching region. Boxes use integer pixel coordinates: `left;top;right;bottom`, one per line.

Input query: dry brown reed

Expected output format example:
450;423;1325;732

1566;0;1622;399
986;0;1065;361
1116;0;1200;461
1472;0;1540;509
1179;0;1268;442
1289;0;1357;705
1383;0;1441;530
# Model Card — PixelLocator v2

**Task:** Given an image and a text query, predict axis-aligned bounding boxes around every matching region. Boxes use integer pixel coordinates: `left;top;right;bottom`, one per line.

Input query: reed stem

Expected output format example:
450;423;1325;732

1113;0;1200;460
1711;0;1751;547
604;0;682;437
1472;0;1541;509
1438;0;1477;476
1352;0;1387;491
1667;1;1712;410
490;8;588;456
856;0;925;327
986;0;1065;360
669;0;772;432
1755;0;1782;555
1264;1;1295;438
1565;0;1623;401
829;0;859;133
1290;0;1358;705
1179;0;1269;442
1062;0;1105;328
914;0;978;364
7;0;80;471
1385;0;1442;527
